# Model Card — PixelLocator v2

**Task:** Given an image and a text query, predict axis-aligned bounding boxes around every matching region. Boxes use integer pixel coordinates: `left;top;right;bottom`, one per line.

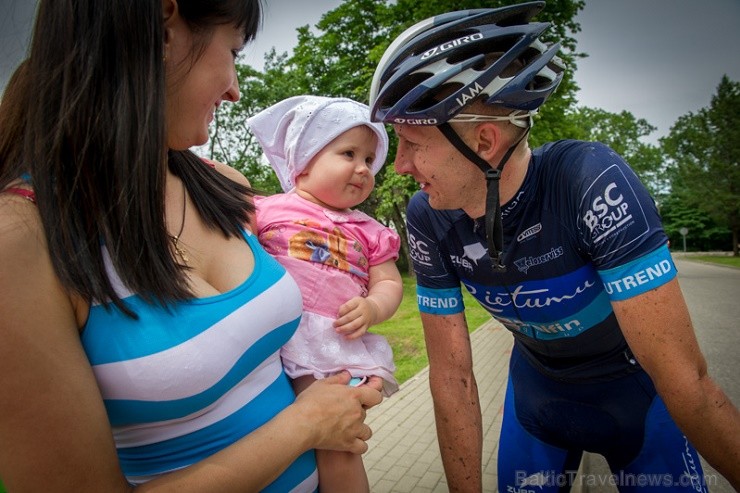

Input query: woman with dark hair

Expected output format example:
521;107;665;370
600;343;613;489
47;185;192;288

0;1;382;491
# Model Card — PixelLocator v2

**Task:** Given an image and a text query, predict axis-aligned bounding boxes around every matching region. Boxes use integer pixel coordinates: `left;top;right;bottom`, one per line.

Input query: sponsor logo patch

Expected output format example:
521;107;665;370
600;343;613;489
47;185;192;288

579;164;649;259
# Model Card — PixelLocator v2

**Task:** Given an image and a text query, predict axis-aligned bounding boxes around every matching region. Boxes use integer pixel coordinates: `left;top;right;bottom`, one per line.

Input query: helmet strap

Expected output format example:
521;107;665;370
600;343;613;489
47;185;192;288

437;123;529;271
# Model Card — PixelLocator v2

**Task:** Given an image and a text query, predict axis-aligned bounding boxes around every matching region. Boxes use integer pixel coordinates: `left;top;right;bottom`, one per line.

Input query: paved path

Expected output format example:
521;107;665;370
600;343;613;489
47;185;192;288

364;319;512;492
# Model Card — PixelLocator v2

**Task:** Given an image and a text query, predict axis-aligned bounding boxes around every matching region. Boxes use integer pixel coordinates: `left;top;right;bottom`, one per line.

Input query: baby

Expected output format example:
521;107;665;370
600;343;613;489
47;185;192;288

248;95;403;492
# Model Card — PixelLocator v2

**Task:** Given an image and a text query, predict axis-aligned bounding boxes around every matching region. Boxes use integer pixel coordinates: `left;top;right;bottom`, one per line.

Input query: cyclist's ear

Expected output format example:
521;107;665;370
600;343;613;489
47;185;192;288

472;122;504;162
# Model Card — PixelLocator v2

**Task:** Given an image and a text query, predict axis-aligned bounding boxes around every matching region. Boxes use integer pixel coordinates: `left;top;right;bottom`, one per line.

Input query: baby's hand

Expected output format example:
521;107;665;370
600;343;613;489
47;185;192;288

333;297;378;339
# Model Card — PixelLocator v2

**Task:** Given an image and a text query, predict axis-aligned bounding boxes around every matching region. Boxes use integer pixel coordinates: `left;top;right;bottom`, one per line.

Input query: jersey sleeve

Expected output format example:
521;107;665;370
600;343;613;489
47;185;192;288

406;192;465;315
597;244;676;301
566;142;675;301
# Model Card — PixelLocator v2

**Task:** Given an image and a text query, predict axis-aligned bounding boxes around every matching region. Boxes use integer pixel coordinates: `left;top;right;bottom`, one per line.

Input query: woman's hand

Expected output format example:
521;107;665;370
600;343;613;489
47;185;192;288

291;372;382;454
362;375;385;394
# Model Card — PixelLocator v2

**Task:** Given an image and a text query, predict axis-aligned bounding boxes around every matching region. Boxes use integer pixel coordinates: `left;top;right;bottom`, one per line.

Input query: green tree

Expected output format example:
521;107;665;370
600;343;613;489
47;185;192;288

662;76;739;255
285;0;414;249
290;0;394;100
658;194;732;252
207;64;269;187
565;107;666;197
302;0;586;269
205;0;588;269
206;50;316;194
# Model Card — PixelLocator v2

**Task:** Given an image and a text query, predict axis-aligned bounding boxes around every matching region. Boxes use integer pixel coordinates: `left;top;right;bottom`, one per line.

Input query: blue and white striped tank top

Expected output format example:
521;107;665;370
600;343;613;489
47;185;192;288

81;230;318;491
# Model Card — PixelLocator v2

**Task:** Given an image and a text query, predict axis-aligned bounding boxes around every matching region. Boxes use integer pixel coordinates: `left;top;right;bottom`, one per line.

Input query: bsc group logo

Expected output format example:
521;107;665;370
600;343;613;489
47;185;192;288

579;164;649;260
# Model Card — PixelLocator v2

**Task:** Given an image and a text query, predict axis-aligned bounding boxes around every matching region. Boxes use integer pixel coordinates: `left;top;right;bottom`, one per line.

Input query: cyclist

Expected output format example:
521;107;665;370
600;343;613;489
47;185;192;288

369;2;740;491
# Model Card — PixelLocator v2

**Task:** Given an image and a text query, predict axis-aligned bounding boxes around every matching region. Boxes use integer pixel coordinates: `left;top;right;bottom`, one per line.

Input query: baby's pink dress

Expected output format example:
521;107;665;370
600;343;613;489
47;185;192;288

255;193;400;396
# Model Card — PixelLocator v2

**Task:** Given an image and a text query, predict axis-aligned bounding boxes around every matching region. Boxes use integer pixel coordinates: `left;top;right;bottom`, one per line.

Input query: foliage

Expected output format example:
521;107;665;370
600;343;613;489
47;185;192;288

564;107;666;197
659;194;733;252
204;0;587;268
206;65;268;192
661;76;740;255
200;0;738;264
290;0;393;101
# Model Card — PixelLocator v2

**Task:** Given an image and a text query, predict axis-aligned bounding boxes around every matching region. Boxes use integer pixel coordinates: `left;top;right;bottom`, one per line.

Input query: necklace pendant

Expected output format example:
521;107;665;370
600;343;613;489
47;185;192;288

170;182;189;266
171;236;189;265
176;246;189;264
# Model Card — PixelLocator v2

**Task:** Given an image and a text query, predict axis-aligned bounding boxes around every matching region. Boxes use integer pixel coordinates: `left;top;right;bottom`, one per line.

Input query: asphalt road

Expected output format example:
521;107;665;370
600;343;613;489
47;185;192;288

676;258;740;405
578;257;739;493
677;257;739;493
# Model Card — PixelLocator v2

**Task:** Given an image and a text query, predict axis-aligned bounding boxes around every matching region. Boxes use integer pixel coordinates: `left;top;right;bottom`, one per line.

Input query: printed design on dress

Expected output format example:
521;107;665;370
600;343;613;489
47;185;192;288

288;219;368;277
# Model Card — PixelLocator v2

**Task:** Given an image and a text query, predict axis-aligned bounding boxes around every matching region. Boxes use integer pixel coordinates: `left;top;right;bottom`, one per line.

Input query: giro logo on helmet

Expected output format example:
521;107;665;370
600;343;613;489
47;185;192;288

393;118;439;125
421;33;484;60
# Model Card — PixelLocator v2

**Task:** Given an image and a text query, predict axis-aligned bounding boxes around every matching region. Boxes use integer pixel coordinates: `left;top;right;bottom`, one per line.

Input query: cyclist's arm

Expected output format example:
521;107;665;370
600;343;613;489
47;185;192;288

405;192;483;490
422;311;482;493
613;279;740;489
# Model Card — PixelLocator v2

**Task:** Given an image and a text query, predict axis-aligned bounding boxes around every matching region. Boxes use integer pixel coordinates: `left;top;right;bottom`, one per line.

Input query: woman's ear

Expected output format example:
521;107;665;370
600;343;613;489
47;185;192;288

162;0;178;56
163;0;177;22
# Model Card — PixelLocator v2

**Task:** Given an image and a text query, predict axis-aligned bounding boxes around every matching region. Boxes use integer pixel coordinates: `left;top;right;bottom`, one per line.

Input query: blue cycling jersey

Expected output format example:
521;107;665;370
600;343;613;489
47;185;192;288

406;140;707;491
407;139;675;382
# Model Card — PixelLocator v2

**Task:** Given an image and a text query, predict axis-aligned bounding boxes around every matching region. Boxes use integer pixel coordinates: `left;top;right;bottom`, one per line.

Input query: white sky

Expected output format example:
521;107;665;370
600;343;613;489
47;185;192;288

2;0;739;144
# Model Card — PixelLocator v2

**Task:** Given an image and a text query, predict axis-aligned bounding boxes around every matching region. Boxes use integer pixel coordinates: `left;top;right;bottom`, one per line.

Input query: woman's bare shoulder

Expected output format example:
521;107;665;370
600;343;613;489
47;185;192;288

0;194;45;255
205;158;251;187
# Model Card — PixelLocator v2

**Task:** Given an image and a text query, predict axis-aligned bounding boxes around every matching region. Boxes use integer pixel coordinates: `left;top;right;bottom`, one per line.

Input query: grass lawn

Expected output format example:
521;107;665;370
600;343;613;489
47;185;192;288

373;273;491;384
683;255;740;269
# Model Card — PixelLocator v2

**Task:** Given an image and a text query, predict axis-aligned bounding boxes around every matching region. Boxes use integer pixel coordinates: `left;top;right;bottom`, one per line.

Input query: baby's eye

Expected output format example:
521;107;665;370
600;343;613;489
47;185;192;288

344;150;355;158
365;156;374;165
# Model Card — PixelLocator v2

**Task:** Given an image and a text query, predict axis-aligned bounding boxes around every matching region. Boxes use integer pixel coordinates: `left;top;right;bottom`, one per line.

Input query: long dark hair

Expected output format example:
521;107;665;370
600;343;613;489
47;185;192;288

0;60;29;174
0;0;262;317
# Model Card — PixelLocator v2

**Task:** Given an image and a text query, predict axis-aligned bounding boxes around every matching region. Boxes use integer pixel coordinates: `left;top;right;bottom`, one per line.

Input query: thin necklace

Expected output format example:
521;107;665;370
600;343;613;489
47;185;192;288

170;182;189;265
